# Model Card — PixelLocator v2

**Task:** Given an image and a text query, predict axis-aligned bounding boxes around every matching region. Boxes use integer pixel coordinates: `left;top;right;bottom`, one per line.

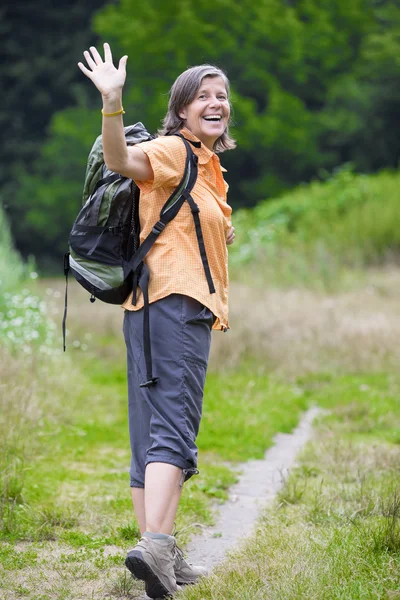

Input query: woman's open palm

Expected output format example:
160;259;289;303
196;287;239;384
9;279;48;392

78;43;127;97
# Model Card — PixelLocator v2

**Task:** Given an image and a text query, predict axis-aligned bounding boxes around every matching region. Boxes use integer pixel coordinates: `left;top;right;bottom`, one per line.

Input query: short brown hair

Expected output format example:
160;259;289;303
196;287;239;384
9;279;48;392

159;64;236;153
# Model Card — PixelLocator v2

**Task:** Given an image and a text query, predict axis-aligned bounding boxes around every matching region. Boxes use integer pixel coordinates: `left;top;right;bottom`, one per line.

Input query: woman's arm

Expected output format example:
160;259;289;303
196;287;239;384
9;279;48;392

78;43;153;181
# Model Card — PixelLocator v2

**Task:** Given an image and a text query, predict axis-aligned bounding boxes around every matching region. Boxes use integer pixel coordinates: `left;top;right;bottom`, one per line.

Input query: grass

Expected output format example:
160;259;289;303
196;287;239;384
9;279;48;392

2;167;400;596
0;344;309;544
2;273;400;597
0;279;312;598
177;373;400;600
229;167;400;290
43;268;400;377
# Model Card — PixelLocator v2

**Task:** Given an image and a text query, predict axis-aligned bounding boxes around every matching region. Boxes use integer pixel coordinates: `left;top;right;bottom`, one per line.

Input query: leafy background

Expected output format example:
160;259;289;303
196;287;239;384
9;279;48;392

2;0;400;270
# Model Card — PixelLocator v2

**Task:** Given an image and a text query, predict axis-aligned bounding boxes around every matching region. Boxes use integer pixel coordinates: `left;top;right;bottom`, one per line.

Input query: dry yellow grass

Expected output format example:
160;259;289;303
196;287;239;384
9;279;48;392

41;267;400;376
211;267;400;376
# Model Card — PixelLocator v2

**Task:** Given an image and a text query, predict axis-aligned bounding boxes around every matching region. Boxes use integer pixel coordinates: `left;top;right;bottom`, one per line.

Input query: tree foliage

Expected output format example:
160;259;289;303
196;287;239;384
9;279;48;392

94;0;400;195
1;0;106;261
6;0;400;266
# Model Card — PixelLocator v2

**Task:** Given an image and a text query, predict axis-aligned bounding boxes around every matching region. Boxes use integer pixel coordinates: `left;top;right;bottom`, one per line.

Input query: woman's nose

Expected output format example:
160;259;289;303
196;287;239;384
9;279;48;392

209;97;221;108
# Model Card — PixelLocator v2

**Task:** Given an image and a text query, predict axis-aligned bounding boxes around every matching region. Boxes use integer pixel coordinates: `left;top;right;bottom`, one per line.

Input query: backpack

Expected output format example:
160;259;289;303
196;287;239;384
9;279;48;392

63;122;215;387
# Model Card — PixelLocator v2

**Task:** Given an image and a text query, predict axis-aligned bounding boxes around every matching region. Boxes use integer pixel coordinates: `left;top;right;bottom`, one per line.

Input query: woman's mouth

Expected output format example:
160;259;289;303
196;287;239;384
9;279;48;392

202;115;222;123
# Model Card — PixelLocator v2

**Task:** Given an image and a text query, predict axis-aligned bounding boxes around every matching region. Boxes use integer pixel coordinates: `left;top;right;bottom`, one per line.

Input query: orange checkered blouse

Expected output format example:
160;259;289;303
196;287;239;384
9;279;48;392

122;128;232;331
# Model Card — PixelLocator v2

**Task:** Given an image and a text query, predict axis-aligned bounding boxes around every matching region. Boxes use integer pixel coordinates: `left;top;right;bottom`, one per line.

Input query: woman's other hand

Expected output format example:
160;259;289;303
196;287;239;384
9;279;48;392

78;43;127;99
226;226;235;245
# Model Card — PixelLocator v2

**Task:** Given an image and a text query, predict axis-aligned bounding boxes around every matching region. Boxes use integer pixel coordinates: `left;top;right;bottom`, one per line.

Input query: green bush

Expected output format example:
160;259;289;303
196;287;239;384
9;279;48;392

230;167;400;287
0;204;55;351
0;204;24;291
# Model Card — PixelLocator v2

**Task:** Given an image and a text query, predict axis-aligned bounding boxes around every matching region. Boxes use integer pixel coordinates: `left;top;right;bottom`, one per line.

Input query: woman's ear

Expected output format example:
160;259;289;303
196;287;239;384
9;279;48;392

179;108;186;120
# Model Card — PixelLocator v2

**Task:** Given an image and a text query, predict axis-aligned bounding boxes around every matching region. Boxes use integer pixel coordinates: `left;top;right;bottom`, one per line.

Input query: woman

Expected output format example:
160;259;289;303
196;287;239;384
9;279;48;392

78;43;235;598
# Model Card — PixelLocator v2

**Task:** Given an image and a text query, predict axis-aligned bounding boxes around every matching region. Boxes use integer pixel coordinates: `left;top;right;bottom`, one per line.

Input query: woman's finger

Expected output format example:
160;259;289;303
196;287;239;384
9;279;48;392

226;226;235;245
77;61;93;78
89;45;103;65
103;42;113;63
83;50;97;70
226;227;235;239
118;55;128;74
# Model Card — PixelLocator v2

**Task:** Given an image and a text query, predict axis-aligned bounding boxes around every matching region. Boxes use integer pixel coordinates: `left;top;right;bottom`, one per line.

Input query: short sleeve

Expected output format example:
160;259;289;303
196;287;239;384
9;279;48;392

134;136;187;193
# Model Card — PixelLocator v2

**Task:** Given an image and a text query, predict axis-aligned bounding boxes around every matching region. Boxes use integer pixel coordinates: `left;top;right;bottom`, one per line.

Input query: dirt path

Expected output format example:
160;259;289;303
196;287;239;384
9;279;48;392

137;407;322;599
183;406;322;571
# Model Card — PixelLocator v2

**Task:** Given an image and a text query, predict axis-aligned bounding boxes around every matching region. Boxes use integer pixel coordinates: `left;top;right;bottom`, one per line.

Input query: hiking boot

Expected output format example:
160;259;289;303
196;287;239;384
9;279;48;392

125;534;178;599
174;544;208;585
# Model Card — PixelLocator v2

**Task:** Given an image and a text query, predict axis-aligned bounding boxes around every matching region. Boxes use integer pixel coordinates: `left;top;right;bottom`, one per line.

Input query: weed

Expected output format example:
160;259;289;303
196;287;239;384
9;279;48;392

116;522;140;542
0;544;37;569
1;462;25;505
60;531;115;549
0;457;26;536
13;585;30;596
373;491;400;554
307;479;327;525
93;551;124;569
108;570;136;597
277;473;308;506
34;504;80;530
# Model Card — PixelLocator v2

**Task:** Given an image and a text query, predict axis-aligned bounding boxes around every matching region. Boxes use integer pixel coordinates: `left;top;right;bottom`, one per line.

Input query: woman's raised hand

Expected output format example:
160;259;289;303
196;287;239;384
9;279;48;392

78;43;127;98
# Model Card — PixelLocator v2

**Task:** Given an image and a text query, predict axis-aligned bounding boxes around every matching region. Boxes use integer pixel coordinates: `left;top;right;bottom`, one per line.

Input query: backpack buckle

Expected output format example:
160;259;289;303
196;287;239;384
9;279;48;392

140;377;159;388
152;221;166;235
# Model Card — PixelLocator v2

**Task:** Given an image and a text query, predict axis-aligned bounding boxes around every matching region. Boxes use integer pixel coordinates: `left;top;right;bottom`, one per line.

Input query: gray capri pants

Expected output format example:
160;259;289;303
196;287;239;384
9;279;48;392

123;294;214;488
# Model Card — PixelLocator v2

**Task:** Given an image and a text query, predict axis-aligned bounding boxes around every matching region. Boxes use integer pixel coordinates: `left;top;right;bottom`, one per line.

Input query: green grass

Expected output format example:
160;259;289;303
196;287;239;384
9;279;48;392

177;372;400;600
230;167;400;289
0;348;309;546
4;333;400;598
0;339;312;598
200;371;309;460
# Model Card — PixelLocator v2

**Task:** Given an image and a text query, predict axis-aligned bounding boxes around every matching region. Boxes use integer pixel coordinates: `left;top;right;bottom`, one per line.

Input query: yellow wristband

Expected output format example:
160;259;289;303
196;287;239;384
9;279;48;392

101;107;125;117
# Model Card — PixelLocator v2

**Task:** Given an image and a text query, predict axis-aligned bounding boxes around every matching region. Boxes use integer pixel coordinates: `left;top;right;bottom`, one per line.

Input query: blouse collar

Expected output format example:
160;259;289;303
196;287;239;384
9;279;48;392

179;127;216;165
178;128;227;172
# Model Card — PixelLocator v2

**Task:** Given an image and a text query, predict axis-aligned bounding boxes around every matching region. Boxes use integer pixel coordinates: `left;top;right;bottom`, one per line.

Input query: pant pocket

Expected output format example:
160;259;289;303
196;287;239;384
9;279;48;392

182;296;214;331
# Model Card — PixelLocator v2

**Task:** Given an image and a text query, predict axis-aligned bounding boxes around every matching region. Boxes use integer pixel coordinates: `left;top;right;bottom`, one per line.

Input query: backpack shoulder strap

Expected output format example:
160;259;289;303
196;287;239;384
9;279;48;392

129;134;199;388
129;134;218;389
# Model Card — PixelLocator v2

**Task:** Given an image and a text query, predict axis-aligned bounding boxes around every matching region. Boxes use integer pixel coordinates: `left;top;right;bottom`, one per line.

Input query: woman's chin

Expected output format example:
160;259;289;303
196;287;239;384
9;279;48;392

201;125;224;139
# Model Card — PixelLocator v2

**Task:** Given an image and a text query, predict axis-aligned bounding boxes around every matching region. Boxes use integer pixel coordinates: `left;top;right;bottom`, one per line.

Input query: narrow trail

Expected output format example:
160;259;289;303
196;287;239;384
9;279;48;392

185;406;322;569
138;406;322;599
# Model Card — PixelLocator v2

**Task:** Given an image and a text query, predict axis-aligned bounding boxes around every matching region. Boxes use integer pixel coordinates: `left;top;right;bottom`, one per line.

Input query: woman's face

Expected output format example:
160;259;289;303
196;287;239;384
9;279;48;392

179;76;230;150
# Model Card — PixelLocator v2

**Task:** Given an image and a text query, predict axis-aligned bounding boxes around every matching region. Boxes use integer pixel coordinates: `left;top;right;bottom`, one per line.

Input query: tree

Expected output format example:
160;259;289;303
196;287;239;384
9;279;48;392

7;0;400;267
1;0;107;258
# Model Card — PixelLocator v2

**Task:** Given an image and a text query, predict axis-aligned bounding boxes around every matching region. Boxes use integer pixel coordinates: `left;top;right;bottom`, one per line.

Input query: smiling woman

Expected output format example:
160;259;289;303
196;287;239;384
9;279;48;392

177;77;230;150
158;65;235;153
77;43;236;598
